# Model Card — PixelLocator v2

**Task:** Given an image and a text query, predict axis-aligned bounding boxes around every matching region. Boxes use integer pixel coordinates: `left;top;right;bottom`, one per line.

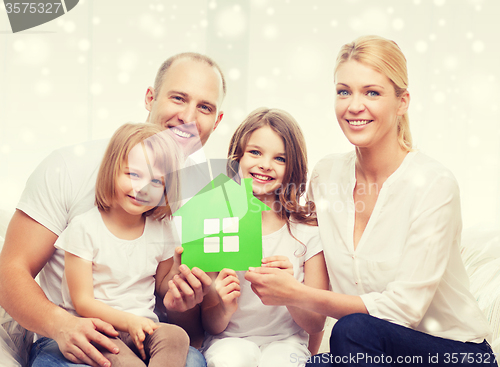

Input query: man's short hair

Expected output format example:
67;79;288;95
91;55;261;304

153;52;226;100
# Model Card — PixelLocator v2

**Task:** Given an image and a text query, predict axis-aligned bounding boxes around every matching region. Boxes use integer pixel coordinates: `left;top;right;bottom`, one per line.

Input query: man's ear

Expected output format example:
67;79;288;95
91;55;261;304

145;87;155;112
213;111;224;131
397;90;410;116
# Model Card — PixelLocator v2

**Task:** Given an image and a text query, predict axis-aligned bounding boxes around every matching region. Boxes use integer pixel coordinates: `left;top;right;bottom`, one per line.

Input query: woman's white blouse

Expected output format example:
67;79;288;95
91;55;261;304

309;150;491;343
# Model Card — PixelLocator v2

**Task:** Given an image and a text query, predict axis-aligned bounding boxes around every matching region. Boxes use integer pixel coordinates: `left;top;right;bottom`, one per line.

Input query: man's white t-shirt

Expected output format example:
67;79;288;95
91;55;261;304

18;139;110;308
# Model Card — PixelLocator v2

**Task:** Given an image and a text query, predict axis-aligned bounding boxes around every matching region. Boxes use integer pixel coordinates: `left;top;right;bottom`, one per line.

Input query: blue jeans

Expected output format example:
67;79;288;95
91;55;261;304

306;314;497;366
29;337;206;367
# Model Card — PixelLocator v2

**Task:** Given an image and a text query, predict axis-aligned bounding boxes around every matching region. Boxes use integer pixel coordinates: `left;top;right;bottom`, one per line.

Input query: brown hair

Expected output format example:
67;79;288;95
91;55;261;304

95;123;182;220
153;52;226;99
227;108;317;241
335;35;412;151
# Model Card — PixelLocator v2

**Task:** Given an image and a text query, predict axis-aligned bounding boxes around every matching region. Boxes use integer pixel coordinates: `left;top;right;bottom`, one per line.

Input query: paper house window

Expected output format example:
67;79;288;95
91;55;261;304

204;218;219;235
223;236;239;252
203;217;240;253
204;237;220;253
223;217;239;233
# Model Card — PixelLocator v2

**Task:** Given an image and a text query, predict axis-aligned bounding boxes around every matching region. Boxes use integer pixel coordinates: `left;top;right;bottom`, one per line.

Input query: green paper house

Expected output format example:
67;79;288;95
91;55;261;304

173;174;270;272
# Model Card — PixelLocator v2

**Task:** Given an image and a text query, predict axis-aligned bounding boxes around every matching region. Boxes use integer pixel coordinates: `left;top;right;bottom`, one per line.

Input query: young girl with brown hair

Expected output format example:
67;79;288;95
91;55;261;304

201;108;329;367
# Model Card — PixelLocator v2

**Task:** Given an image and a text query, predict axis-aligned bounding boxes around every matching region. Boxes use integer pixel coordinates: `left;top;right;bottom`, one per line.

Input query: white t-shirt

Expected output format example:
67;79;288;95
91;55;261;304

203;223;323;349
18;139;110;308
55;207;176;322
309;150;492;343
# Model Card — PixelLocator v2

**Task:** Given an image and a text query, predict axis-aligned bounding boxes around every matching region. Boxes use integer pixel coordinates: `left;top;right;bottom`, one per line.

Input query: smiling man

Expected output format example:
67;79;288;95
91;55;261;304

146;54;224;157
0;52;225;367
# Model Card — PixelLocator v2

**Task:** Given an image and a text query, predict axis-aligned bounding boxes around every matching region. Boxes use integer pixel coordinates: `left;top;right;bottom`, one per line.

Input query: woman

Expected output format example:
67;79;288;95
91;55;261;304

245;35;495;366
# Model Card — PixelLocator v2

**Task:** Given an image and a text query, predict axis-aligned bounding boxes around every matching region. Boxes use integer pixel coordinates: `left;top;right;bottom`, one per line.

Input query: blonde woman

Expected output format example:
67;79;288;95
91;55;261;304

246;36;496;366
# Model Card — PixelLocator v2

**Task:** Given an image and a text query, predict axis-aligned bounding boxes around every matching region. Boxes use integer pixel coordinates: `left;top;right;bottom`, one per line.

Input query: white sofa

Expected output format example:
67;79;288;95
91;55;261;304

461;226;500;355
1;210;499;366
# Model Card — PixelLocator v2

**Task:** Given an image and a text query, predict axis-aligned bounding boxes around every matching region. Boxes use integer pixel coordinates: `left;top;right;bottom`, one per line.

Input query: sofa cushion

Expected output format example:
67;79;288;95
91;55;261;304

461;226;500;355
468;258;500;354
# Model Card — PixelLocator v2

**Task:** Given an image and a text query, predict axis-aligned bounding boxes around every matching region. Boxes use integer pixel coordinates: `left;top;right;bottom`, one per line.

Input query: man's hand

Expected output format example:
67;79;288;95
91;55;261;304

0;211;116;367
54;316;119;367
125;315;159;360
163;248;212;312
214;268;240;316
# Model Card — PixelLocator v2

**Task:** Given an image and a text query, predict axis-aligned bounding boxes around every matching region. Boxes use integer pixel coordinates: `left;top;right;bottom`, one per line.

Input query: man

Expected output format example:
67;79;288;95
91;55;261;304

0;52;225;367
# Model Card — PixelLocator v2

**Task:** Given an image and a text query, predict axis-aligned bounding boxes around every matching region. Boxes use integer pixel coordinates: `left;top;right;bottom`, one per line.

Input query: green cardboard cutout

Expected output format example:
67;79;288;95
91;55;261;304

173;174;270;272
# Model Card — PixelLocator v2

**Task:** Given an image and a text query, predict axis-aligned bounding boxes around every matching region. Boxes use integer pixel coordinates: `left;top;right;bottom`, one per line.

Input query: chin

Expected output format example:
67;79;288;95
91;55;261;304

346;139;366;148
343;134;372;148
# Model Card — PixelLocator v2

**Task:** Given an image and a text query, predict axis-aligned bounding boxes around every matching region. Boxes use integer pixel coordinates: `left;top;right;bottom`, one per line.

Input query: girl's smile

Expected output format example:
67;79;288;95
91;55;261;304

126;193;150;206
238;126;286;204
249;172;275;183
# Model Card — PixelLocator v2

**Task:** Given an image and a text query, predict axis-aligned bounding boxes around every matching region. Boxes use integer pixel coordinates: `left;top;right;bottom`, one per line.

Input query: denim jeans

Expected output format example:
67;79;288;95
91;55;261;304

306;314;497;367
29;337;206;367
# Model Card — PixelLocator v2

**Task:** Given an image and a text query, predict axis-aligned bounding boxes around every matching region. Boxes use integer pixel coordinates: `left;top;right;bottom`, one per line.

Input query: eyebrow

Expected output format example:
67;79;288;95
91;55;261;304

247;144;285;156
127;164;165;178
124;165;142;172
247;144;261;150
336;83;385;89
201;100;217;111
169;90;217;110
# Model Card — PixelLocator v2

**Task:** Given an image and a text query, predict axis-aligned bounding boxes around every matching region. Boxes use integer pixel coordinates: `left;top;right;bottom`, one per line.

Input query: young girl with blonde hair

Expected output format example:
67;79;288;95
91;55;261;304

55;123;190;367
201;108;329;367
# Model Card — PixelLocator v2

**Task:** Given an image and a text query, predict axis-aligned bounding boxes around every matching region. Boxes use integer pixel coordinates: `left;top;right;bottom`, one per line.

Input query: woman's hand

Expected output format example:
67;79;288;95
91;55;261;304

245;266;301;306
261;255;294;275
214;268;241;316
125;315;159;360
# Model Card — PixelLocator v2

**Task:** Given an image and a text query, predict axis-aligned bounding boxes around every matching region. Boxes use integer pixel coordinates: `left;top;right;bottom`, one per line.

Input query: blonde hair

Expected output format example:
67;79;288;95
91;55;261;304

227;108;317;235
95;123;182;220
335;35;412;151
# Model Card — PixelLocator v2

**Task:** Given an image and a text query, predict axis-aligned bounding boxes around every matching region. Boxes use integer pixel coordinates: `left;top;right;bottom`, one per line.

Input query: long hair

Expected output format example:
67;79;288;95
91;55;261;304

335;35;412;151
227;108;317;245
95;123;182;220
